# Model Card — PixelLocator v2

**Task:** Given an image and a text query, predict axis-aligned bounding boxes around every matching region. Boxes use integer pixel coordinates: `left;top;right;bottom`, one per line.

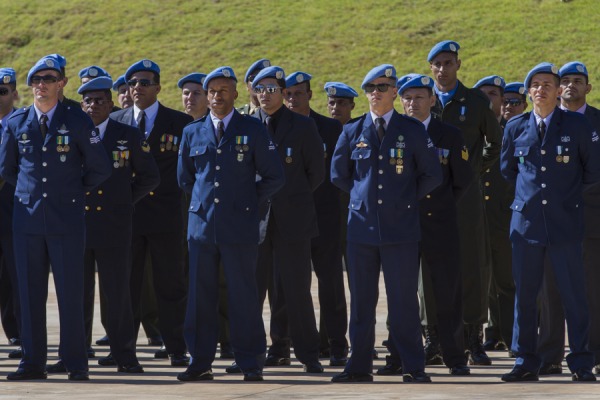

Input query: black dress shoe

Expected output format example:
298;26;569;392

219;343;235;359
7;368;47;381
46;360;67;373
264;355;291;366
154;345;168;359
68;371;90;381
243;370;264;381
177;368;213;382
538;363;562;375
147;336;163;346
98;353;116;366
331;371;373;382
376;357;402;375
170;353;190;367
329;355;348;367
304;361;324;373
118;364;144;373
449;364;471;375
381;339;389;348
319;348;331;358
482;338;498;351
572;368;597;382
225;362;242;374
8;347;23;359
95;336;110;346
403;371;432;383
495;341;507;351
87;346;96;359
372;348;379;360
501;367;539;382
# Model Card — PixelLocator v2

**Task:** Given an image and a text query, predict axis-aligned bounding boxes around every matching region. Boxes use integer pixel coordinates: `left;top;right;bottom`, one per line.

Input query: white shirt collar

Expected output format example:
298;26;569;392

370;108;394;129
210;109;235;132
533;109;554;127
560;103;587;115
96;117;110;140
422;114;432;130
133;100;159;136
33;102;58;126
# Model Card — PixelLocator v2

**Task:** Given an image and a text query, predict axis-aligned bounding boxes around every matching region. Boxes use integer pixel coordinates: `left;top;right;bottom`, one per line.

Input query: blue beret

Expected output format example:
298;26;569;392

0;68;16;85
44;53;67;68
474;75;506;90
125;59;160;81
27;57;62;86
427;40;460;62
361;64;396;90
398;74;434;95
112;75;126;91
559;61;588;78
396;73;420;89
324;82;358;98
504;82;526;95
78;65;111;80
77;76;113;95
524;62;559;89
178;73;207;89
203;66;237;90
244;58;271;83
252;66;286;89
285;71;312;88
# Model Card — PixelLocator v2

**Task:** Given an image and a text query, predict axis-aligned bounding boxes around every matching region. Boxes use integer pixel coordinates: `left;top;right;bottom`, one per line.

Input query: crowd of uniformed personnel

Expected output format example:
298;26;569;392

0;39;599;383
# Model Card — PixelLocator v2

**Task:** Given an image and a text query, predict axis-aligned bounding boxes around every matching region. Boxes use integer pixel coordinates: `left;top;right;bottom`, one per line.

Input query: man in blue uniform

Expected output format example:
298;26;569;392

176;66;284;382
0;56;111;380
238;59;271;116
178;73;209;121
501;82;528;122
283;71;349;366
537;61;600;376
324;82;358;126
378;74;472;377
500;62;600;382
110;59;193;366
331;64;442;383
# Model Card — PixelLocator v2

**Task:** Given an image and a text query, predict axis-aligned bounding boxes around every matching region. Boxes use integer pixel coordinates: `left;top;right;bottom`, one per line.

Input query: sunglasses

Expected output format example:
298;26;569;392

253;85;281;94
503;99;524;106
364;83;393;93
30;75;59;85
127;79;157;87
0;87;10;96
83;97;109;106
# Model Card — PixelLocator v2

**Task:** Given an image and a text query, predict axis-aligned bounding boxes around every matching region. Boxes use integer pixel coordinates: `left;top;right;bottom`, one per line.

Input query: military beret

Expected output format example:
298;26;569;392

504;82;526;95
285;71;312;88
112;75;127;91
0;68;16;85
559;61;588;78
245;58;271;83
524;62;559;89
125;59;160;81
361;64;396;90
27;57;62;86
178;73;207;89
77;76;113;95
474;75;506;90
44;53;67;68
398;74;434;95
396;73;420;89
79;65;111;80
203;66;236;90
427;40;460;62
324;82;358;98
252;66;286;89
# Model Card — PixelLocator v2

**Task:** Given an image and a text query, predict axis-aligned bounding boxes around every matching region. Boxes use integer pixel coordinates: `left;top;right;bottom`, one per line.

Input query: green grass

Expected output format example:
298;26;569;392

2;0;599;113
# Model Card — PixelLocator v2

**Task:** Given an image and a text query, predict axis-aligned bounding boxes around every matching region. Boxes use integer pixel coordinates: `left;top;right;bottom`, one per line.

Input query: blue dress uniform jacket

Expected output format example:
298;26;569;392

331;110;442;245
583;105;600;238
85;119;160;248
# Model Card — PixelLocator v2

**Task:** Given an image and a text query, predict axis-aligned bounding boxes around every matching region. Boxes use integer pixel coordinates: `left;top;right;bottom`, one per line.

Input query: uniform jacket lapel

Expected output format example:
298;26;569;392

361;112;380;149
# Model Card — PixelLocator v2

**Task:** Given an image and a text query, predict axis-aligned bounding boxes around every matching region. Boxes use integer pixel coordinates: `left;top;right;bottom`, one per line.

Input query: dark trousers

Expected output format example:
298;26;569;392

130;232;187;354
345;241;424;375
511;240;593;373
185;242;265;372
15;232;88;372
84;247;138;366
0;235;19;340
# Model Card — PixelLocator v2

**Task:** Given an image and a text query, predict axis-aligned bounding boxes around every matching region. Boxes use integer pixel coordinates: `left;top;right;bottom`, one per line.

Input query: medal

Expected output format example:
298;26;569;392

556;155;563;162
60;154;66;162
237;153;244;162
112;151;120;168
172;136;179;152
63;136;70;152
166;134;173;150
397;159;403;165
389;158;396;165
442;158;448;165
56;136;64;152
323;143;327;159
563;155;570;163
160;143;166;152
235;145;241;151
242;145;249;151
459;106;466;122
396;165;403;174
389;148;396;165
285;147;293;163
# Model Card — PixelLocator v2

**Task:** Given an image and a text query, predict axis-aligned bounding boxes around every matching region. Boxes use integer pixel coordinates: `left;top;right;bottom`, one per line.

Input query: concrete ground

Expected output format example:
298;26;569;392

0;272;597;399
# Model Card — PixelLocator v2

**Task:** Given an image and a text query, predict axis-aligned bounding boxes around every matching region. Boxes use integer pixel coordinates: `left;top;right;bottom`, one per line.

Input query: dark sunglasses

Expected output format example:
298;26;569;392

30;75;59;85
127;79;157;87
253;84;281;94
364;83;393;93
503;99;524;106
0;87;10;96
83;97;109;106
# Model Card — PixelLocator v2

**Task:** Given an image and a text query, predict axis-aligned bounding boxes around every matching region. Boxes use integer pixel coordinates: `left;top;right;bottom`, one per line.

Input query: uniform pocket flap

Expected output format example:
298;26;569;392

349;198;363;210
15;192;30;205
190;145;208;157
351;148;371;160
510;199;526;212
514;146;530;157
188;200;202;212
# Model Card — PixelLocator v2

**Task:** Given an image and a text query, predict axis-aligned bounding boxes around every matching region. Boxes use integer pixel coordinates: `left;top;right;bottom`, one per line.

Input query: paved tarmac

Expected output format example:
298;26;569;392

0;272;597;399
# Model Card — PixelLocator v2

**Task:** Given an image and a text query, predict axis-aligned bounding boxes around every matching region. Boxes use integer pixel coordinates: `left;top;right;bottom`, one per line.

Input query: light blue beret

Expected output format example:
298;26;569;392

504;82;526;95
77;76;113;95
244;58;271;83
112;75;126;91
285;71;312;88
0;68;16;85
524;62;559;89
427;40;460;62
79;65;111;80
559;61;588;78
178;73;207;89
474;75;506;90
396;73;420;89
27;57;62;86
203;66;237;90
324;82;358;98
398;74;434;95
361;64;396;90
44;53;67;68
252;66;286;89
125;59;160;81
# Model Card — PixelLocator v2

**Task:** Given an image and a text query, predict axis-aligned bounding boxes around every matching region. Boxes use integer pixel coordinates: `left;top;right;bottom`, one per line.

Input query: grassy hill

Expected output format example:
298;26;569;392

2;0;599;113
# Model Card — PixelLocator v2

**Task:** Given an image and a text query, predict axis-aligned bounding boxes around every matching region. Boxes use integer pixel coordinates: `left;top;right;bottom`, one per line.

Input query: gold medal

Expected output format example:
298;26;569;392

459;115;466;122
172;144;178;152
237;154;244;162
397;159;403;165
57;145;63;153
160;143;166;152
556;155;563;162
442;158;448;165
563;156;570;163
166;141;172;151
119;158;125;167
242;145;249;151
396;165;403;174
389;158;396;165
63;144;70;152
285;156;292;164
